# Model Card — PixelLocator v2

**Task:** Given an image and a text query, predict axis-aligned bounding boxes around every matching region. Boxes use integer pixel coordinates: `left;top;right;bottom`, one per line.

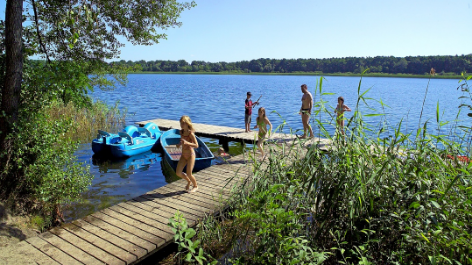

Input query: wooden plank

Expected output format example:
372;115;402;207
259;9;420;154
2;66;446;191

204;167;248;179
67;220;143;264
200;167;248;181
214;162;251;171
140;193;206;217
38;231;103;264
164;181;231;200
159;181;230;205
200;167;247;179
193;173;240;190
157;186;220;210
202;164;249;176
107;205;174;236
131;197;200;222
26;235;82;265
160;179;228;200
197;171;245;189
117;202;177;228
82;215;155;254
194;173;244;192
184;176;234;191
89;212;158;253
144;190;214;214
0;240;60;265
98;208;170;244
49;227;124;265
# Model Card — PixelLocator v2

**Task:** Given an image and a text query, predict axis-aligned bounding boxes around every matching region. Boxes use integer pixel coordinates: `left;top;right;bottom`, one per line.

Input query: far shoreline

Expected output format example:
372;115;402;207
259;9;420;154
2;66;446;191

127;71;465;79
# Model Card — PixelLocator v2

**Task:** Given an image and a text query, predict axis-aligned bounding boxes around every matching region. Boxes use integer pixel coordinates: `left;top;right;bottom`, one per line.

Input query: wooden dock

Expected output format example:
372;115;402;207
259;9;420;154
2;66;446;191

0;120;328;264
137;118;303;150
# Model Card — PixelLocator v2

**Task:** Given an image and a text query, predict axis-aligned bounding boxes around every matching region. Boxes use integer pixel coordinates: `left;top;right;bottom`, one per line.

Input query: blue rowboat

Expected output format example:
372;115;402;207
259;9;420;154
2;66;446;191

160;129;215;172
109;122;162;158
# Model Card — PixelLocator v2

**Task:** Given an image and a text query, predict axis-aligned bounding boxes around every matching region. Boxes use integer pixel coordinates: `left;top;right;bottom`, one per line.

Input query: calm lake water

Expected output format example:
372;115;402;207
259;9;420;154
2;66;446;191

66;74;467;221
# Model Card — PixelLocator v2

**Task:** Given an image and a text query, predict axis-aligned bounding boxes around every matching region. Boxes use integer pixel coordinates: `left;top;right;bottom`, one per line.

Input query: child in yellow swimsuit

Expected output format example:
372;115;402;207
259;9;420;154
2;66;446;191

176;115;199;193
254;107;273;159
334;96;351;135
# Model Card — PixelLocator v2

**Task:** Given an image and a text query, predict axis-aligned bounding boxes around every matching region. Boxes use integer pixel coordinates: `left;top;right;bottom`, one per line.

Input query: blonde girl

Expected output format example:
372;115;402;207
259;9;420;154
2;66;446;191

334;96;351;135
254;107;272;158
176;115;199;193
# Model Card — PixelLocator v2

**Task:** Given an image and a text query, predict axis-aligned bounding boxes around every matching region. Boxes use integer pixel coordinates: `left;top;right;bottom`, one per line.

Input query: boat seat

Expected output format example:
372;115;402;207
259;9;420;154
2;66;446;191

138;127;152;138
118;132;134;145
98;130;111;137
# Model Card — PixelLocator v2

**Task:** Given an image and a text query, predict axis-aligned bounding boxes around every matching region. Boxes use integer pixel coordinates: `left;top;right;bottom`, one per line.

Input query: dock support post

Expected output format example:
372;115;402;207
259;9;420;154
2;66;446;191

219;139;230;152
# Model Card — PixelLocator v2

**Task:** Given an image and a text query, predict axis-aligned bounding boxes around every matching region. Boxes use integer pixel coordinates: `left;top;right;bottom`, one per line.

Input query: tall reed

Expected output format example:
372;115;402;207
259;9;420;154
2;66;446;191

180;75;472;264
44;100;127;143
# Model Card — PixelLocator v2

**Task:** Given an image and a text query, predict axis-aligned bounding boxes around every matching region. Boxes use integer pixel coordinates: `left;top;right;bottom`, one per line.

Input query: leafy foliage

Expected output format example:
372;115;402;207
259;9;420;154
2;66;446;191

168;211;217;265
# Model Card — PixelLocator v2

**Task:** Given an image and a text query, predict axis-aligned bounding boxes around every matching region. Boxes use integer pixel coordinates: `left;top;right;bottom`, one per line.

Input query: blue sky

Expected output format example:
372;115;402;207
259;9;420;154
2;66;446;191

1;0;471;62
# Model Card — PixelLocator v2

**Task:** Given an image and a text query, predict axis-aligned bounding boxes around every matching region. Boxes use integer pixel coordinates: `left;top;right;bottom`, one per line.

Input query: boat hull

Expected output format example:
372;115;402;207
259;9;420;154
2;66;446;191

110;140;157;158
91;134;121;154
160;129;215;172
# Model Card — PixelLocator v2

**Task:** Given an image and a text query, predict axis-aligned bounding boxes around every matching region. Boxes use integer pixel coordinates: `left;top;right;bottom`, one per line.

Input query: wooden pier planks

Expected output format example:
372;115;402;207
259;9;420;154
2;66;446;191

1;119;328;264
136;118;302;143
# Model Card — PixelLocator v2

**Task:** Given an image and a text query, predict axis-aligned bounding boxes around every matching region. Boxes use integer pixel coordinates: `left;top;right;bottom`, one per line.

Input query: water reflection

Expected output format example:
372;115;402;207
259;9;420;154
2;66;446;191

91;151;161;177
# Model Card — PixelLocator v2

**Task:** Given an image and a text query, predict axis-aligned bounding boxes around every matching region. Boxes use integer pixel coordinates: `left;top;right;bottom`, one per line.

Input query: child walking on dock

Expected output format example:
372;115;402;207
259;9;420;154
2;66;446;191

176;115;199;193
335;96;351;135
254;107;272;159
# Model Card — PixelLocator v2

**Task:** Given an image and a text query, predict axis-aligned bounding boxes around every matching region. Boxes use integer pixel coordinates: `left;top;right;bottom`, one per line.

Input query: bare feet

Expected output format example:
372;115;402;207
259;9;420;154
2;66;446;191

185;182;191;191
299;135;307;139
188;187;198;193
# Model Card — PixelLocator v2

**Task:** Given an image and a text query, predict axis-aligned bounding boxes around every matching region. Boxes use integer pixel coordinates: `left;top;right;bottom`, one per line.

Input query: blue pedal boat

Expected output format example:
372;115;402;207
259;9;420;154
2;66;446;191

92;130;125;154
160;129;215;172
109;122;162;158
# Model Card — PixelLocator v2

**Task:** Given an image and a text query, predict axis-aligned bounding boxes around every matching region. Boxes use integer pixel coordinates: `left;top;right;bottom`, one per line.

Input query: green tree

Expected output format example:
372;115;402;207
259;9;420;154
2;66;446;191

0;0;195;220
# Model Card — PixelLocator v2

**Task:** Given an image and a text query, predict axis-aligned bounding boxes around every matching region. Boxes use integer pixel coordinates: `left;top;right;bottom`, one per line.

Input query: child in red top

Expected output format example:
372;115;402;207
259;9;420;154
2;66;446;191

245;92;258;133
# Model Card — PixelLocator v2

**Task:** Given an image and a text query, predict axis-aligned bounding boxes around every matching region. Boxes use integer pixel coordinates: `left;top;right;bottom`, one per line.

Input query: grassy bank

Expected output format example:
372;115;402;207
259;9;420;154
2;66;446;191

128;71;465;79
164;76;472;264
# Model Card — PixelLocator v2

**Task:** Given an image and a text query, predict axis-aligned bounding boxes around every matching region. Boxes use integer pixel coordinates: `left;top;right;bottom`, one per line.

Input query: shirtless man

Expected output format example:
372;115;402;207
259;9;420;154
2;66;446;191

299;84;314;139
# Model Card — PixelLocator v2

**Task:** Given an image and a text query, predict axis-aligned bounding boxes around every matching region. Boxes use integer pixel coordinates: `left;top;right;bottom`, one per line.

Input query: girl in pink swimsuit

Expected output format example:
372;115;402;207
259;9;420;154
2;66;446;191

176;115;199;193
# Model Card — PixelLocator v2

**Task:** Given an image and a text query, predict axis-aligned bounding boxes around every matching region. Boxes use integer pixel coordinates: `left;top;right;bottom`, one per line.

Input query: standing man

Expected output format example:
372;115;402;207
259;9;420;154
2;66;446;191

299;84;314;139
245;92;258;132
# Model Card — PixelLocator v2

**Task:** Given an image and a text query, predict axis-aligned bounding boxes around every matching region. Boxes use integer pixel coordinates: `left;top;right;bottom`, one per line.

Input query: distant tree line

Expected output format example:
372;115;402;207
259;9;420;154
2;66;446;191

113;55;472;75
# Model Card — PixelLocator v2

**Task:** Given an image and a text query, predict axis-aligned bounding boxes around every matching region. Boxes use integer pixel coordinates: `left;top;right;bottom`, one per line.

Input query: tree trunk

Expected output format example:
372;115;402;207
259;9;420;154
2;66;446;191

0;0;23;154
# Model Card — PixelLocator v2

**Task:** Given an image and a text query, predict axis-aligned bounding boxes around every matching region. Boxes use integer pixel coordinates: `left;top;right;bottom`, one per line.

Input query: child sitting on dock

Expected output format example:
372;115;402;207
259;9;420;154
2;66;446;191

176;115;199;193
215;147;231;164
334;96;351;135
254;107;272;159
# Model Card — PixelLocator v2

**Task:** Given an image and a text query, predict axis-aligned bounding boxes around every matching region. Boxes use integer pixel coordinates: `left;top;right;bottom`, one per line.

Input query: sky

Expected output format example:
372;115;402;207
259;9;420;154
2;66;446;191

1;0;471;62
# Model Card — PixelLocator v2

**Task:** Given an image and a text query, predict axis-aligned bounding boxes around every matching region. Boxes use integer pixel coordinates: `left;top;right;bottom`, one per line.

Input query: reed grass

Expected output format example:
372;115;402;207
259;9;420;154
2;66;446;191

44;100;127;143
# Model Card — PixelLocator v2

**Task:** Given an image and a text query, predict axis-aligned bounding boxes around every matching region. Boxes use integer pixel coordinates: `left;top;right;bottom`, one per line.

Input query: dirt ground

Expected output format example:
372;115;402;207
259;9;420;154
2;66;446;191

0;201;41;249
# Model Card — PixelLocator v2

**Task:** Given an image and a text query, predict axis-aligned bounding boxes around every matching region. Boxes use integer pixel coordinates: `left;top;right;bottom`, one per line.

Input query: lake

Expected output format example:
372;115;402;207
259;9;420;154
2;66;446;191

66;74;467;221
